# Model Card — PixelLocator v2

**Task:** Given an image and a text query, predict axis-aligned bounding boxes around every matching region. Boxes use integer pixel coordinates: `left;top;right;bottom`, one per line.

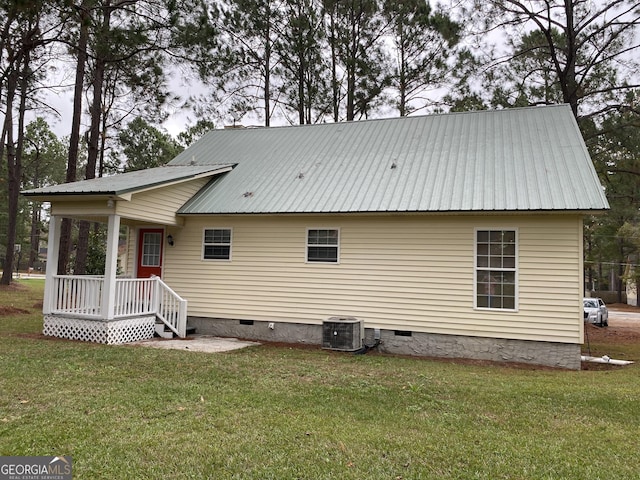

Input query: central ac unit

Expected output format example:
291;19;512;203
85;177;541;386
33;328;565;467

322;317;363;352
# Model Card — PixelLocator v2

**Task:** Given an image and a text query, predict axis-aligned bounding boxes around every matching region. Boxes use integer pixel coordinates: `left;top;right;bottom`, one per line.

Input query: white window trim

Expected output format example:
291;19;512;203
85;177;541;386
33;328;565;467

306;227;340;264
473;227;519;312
202;227;233;262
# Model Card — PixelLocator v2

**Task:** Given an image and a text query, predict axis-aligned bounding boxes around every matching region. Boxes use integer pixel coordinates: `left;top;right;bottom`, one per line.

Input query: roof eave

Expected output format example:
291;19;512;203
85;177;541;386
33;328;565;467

177;207;611;216
21;165;234;201
21;192;126;202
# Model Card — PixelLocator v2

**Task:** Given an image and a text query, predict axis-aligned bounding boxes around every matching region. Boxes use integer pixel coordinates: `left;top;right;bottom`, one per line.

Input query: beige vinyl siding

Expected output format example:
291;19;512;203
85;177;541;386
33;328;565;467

49;179;210;226
124;226;136;277
51;200;113;218
116;178;211;226
163;214;583;344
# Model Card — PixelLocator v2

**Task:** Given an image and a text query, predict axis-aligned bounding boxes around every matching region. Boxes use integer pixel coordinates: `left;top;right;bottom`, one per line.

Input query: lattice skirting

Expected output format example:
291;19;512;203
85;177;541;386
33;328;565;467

43;315;156;344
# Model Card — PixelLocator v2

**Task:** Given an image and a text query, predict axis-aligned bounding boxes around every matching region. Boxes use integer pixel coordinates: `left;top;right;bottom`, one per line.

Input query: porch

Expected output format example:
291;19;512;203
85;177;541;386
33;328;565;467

20;165;235;346
43;275;187;344
41;214;187;345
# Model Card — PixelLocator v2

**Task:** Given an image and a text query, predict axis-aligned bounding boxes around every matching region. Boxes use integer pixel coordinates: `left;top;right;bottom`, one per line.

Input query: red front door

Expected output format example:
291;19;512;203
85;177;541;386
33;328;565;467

137;228;164;278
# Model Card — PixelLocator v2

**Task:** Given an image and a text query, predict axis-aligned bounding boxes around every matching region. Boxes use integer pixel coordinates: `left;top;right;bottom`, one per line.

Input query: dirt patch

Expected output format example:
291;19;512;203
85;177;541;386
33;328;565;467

581;307;640;370
0;283;40;313
0;283;33;315
584;322;640;344
0;283;29;292
0;306;31;315
587;306;640;344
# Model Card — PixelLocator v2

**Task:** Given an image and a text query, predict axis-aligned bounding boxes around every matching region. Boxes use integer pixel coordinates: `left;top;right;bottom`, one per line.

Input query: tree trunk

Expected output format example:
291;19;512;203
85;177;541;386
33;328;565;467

29;201;41;270
328;9;339;122
598;261;603;290
75;1;109;275
618;242;624;304
562;0;579;117
59;1;90;274
345;15;357;122
398;35;406;117
298;44;305;124
11;47;31;276
1;70;18;285
263;1;272;127
586;236;593;292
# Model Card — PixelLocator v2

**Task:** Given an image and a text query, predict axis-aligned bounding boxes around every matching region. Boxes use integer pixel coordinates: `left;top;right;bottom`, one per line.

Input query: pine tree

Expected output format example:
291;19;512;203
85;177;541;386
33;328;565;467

383;0;461;116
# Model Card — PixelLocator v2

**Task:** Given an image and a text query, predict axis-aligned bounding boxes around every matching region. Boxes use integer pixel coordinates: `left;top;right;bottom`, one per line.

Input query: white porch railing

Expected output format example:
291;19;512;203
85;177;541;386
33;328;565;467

114;277;156;317
154;277;187;338
52;275;104;317
50;275;187;338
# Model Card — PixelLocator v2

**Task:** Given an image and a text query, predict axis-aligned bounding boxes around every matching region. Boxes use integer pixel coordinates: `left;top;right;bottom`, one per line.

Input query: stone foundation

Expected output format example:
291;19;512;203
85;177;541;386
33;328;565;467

188;316;323;345
375;329;581;369
189;316;582;369
43;314;156;344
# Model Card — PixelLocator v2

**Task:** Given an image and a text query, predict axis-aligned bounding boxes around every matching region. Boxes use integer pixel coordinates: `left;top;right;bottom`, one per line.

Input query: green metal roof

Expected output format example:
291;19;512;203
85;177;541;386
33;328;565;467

22;165;233;200
174;105;609;214
23;106;609;215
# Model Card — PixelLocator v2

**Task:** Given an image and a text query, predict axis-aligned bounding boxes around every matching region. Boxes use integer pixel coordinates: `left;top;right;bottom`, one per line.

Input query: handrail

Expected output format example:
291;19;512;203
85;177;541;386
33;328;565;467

50;275;187;338
153;276;187;338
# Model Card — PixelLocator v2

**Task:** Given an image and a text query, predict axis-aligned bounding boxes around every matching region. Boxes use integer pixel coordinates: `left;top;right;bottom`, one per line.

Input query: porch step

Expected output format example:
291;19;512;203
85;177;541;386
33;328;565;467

154;322;197;338
155;322;173;339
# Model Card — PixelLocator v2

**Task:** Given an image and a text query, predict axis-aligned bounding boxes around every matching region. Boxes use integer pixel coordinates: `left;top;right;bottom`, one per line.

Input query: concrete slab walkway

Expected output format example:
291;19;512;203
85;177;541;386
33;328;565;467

130;335;260;353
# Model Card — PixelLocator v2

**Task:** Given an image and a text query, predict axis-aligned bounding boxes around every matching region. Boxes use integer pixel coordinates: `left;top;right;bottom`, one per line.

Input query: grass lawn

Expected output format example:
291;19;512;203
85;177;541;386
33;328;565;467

1;280;639;479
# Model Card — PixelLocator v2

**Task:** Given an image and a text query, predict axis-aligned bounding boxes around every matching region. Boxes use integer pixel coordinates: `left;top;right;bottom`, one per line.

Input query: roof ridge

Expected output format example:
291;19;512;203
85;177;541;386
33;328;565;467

206;104;571;134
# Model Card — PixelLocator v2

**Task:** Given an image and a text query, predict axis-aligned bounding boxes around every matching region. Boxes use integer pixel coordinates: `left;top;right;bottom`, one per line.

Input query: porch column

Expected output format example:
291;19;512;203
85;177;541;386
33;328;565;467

101;213;121;320
42;215;62;314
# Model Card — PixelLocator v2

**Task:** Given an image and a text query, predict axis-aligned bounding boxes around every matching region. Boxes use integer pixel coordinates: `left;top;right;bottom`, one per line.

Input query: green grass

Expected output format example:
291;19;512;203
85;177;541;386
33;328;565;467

1;280;639;479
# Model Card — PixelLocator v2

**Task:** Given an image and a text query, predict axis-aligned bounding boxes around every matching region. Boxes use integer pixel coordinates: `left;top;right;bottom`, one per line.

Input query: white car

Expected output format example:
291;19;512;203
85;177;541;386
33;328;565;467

583;297;608;327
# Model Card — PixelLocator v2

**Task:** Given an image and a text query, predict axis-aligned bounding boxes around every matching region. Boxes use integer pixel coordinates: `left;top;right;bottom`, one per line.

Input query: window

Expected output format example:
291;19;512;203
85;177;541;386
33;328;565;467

203;228;232;260
141;232;162;266
476;229;517;310
307;229;339;263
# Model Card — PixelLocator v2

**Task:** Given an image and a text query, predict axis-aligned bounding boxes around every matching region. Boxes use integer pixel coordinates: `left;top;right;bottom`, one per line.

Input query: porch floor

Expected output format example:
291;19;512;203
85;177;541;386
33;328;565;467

128;335;260;353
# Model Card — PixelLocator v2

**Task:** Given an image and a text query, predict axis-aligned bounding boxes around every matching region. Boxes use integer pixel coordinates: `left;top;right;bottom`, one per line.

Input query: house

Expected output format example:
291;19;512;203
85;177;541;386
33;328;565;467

23;105;609;369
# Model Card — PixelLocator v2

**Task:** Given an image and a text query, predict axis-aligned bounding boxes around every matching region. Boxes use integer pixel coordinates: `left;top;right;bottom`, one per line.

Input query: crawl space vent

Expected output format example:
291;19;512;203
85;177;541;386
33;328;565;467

322;317;363;352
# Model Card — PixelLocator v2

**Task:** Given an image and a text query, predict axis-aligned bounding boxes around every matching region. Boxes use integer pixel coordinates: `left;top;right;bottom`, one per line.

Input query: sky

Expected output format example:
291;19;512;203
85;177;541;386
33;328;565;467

42;70;208;141
25;0;493;142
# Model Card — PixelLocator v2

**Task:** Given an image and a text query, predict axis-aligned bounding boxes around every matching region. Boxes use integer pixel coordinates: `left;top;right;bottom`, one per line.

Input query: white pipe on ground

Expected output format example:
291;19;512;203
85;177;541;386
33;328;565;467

581;355;634;366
